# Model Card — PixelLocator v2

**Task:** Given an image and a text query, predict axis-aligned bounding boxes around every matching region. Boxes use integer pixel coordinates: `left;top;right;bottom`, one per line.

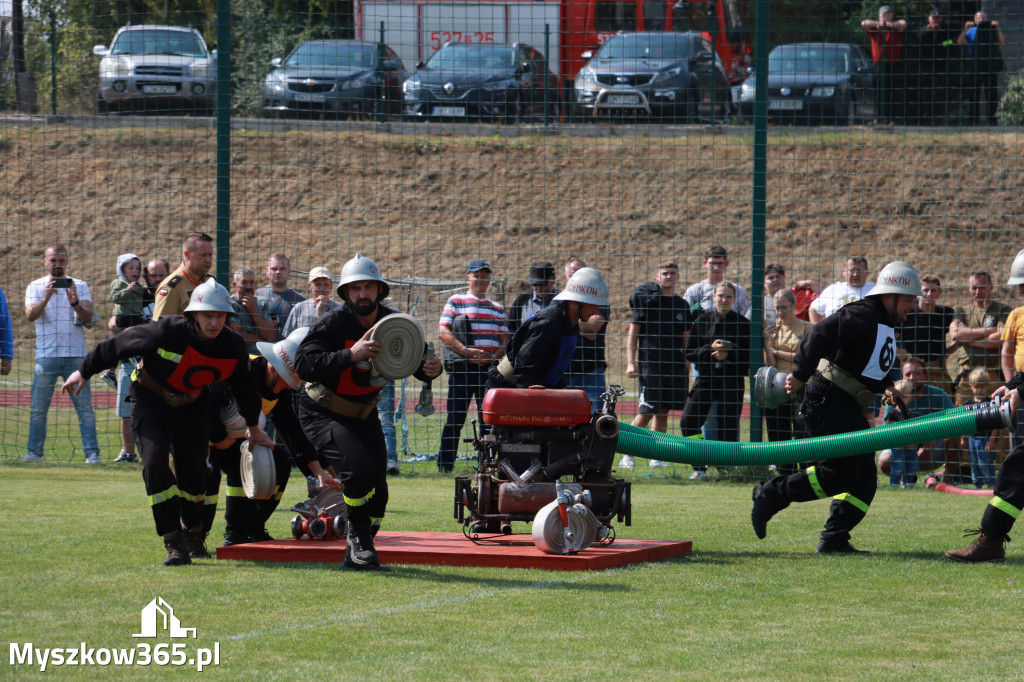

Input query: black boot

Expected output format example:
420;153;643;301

223;525;251;546
344;520;384;570
816;538;869;554
751;483;789;540
163;531;192;566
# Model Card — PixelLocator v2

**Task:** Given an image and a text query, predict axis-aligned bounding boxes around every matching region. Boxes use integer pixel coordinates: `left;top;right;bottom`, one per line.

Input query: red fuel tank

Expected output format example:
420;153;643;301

482;387;593;427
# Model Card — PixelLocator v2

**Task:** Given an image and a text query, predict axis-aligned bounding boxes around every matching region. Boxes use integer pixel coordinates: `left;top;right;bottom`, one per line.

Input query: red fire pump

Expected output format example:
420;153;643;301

454;385;630;545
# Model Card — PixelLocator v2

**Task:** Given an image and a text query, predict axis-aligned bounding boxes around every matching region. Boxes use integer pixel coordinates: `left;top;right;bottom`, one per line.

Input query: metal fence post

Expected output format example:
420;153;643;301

216;0;232;283
49;13;57;116
544;24;550;127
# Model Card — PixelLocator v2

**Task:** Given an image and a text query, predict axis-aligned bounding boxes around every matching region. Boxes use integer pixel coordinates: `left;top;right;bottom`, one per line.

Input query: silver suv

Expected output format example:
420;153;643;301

94;25;216;114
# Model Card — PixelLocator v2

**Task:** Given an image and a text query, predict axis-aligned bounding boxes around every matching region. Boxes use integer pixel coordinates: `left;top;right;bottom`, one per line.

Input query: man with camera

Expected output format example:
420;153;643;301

23;244;101;463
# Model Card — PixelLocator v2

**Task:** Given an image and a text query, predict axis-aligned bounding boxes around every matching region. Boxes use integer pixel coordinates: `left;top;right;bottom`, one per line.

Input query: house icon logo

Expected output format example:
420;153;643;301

133;597;197;639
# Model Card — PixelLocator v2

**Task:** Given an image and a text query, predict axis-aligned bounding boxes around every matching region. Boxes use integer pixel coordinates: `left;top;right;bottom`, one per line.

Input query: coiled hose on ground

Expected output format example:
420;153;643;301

615;402;1011;467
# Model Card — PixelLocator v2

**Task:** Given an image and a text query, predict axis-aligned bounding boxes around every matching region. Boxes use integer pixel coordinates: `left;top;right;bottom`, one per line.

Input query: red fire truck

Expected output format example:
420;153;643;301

355;0;750;87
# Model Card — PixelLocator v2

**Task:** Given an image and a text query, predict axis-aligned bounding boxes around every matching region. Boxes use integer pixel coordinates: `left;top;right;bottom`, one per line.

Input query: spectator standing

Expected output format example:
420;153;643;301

682;245;751;318
958;11;1005;126
624;260;694;469
507;261;558;334
949;271;1011;405
861;5;908;122
564;257;609;409
763;289;809;475
227;266;278;354
962;368;998;488
897;274;955;394
140;258;170;322
283;267;341;337
437;259;508;473
23;245;100;463
879;358;954;488
808;255;874;323
152;232;213;321
680;282;751;454
0;284;13;376
255;253;305;339
108;252;146;464
915;8;958;126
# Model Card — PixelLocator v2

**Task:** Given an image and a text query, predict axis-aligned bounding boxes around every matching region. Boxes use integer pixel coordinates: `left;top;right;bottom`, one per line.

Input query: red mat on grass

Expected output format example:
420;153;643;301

217;531;692;571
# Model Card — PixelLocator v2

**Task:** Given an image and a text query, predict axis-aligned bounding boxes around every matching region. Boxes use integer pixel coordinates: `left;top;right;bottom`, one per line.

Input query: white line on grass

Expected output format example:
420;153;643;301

226;566;629;641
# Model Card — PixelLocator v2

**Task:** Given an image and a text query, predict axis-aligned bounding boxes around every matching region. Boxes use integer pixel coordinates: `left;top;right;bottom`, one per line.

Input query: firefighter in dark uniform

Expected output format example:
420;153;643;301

751;261;920;553
946;373;1024;561
210;326;341;546
294;254;442;570
488;267;610;390
62;279;273;566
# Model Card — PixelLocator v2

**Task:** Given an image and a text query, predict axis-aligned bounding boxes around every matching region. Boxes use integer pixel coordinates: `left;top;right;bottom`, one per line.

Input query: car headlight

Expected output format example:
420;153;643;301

191;63;212;80
575;67;597;89
340;74;372;91
101;58;131;78
811;86;835;97
652;65;683;83
403;78;420;94
483;78;516;92
739;79;755;102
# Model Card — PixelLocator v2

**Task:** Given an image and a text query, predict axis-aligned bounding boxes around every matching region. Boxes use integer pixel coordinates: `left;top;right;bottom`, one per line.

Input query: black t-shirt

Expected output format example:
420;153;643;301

630;282;693;379
898;305;954;362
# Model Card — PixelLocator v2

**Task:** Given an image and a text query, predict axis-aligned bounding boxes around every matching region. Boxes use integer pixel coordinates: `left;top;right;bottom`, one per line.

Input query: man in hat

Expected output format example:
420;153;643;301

437;259;509;473
507;261;558;334
283;266;341;336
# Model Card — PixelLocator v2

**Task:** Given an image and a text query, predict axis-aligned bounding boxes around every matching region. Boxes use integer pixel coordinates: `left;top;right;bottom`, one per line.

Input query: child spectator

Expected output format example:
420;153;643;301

110;253;145;331
962;367;998;488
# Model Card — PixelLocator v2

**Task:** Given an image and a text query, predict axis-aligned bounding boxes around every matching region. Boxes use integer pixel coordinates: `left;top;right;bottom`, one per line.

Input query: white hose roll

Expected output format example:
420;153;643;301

532;500;588;555
240;440;277;500
369;313;425;380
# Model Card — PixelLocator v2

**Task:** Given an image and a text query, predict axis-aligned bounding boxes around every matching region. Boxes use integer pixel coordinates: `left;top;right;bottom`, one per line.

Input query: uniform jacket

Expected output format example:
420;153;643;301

505;301;578;388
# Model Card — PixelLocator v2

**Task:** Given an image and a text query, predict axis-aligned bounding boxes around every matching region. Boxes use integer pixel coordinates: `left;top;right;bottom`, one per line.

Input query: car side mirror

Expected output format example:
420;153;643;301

381;60;400;72
93;45;108;57
520;61;532;74
416;60;426;70
211;49;217;60
581;50;594;61
692;50;714;62
270;57;282;68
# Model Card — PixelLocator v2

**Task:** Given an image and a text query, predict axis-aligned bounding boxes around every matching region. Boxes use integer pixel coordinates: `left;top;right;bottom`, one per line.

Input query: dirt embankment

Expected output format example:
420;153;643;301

2;125;1022;350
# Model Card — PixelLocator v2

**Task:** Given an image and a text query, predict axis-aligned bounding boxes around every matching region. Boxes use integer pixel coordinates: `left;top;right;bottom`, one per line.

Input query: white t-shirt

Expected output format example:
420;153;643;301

682;280;752;319
810;281;874;319
26;276;93;358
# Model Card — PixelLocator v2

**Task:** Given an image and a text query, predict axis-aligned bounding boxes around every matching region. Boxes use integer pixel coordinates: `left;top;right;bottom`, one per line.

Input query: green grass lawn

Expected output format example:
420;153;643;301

2;463;1022;680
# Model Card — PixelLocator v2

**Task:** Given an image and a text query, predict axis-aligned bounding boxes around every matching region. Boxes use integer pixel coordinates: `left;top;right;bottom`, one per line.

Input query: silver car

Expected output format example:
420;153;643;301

94;25;216;114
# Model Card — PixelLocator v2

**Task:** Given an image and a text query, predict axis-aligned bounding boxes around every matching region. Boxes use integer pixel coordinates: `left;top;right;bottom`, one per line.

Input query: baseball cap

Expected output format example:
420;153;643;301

528;261;555;284
466;259;491;274
308;266;333;282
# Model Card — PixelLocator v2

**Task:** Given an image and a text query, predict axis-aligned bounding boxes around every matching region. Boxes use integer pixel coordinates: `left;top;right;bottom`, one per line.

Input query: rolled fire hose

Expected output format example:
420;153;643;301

925;475;994;497
615;402;1012;467
361;313;425;382
240;440;277;500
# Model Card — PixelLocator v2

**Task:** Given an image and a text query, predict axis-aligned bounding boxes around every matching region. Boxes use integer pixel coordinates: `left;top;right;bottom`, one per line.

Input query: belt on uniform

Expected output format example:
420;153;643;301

135;367;203;408
305;383;377;419
496;356;514;382
816;358;876;409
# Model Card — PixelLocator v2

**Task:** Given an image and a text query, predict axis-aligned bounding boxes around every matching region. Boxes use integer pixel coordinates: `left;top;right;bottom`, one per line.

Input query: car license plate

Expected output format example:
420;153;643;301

143;85;177;94
769;99;802;111
433;106;465;117
294;93;326;103
607;94;639;105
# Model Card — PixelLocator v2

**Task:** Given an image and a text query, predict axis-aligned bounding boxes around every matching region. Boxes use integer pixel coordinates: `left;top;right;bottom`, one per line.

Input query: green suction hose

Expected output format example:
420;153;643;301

616;403;1010;467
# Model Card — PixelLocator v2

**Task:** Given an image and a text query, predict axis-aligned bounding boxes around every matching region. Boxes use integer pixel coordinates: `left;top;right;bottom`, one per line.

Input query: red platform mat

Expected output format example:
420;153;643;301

217;531;692;571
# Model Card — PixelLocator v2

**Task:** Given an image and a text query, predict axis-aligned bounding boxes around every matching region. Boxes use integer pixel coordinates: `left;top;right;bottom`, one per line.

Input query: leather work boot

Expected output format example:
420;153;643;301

751;483;788;540
945;529;1008;563
223;526;251;547
816;538;869;554
162;531;192;566
185;529;211;559
344;520;384;570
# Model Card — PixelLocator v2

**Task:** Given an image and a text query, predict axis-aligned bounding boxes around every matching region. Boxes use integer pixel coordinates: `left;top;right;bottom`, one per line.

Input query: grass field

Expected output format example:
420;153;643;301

2;463;1022;680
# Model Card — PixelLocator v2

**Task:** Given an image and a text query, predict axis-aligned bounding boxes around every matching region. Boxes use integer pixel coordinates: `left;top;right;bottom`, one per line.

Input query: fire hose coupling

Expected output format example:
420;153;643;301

965;395;1013;431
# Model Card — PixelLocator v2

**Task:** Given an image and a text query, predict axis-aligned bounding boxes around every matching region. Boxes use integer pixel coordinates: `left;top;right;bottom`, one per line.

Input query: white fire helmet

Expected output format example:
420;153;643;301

1008;248;1024;285
183;278;234;314
867;261;923;298
257;326;309;390
554;267;610;306
336;253;390;301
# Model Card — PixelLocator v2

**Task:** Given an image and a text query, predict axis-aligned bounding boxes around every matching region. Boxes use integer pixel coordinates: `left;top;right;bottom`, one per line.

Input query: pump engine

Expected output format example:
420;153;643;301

455;385;631;541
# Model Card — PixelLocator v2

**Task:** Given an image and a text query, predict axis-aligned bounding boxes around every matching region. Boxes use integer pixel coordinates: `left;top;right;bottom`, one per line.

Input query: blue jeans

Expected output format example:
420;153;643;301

28;356;99;457
377;380;397;460
566;369;605;411
889;447;920;487
967;435;995;488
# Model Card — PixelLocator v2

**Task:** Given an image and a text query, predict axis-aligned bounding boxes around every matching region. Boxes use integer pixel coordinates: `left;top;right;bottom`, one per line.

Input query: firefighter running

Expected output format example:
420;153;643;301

294;254;442;570
62;279;274;566
750;261;919;553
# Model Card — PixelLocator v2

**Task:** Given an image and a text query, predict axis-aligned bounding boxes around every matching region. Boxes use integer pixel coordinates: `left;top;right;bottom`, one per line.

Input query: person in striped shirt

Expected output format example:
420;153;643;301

436;259;509;473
